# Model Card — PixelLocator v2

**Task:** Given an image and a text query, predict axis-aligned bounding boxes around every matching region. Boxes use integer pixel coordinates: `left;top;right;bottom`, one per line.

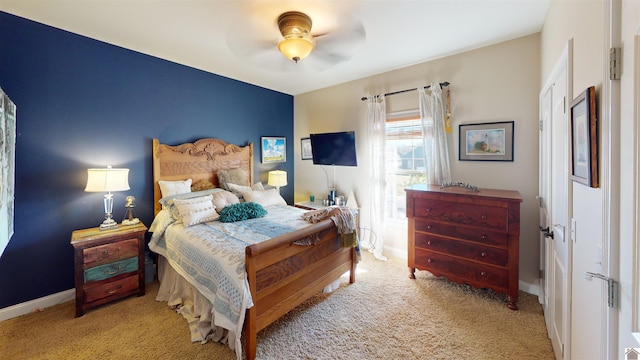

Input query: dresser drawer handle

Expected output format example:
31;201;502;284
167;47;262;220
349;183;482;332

426;225;432;230
106;285;122;295
427;258;433;263
427;240;432;245
481;234;488;240
480;271;487;276
104;265;123;275
425;208;432;212
481;252;487;257
480;214;487;219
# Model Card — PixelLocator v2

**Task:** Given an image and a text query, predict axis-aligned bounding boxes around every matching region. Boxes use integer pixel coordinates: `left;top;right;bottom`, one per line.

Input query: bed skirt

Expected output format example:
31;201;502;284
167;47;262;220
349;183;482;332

155;256;240;356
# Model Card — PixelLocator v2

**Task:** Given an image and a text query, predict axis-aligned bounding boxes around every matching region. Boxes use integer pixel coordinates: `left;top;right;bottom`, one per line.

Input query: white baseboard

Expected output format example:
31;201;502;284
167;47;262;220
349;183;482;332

0;288;75;322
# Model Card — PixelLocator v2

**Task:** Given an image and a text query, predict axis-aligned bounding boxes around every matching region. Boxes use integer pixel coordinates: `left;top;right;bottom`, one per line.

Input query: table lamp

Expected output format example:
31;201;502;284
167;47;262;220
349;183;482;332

85;166;130;230
268;170;287;192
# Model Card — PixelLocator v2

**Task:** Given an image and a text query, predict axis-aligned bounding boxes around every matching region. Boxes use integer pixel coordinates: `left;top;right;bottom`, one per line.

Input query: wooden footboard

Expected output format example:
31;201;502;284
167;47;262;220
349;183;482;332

244;219;357;360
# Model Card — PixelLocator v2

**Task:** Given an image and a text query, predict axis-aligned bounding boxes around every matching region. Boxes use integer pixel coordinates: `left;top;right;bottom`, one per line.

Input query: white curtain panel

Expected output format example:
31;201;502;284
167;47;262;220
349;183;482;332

419;84;452;185
366;95;387;261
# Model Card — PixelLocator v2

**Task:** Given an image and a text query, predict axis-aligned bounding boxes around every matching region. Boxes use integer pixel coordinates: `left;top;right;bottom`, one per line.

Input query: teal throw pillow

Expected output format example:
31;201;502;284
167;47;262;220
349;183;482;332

219;202;267;223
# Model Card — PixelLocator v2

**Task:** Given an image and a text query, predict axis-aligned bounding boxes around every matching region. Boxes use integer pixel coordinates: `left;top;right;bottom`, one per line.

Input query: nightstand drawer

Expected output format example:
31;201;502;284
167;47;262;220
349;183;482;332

84;257;138;282
83;238;139;268
84;275;139;303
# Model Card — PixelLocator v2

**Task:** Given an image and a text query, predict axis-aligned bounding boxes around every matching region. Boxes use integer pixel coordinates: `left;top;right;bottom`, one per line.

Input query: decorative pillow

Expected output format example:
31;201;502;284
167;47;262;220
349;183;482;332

159;188;223;219
227;182;264;200
158;179;192;198
219;202;267;223
191;179;215;192
172;195;219;226
211;190;240;213
240;188;286;207
217;168;249;191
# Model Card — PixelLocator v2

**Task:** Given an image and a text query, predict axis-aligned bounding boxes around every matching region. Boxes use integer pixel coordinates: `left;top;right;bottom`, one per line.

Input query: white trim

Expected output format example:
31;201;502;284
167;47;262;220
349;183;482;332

0;288;74;322
602;1;621;358
632;23;640;346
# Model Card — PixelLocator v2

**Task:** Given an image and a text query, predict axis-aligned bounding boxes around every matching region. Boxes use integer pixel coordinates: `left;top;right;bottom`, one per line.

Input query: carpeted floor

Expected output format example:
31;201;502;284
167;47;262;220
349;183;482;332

0;252;554;359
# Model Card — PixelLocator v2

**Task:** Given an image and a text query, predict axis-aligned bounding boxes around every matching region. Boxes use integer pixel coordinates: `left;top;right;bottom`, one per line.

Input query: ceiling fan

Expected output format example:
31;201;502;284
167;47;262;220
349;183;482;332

226;10;366;71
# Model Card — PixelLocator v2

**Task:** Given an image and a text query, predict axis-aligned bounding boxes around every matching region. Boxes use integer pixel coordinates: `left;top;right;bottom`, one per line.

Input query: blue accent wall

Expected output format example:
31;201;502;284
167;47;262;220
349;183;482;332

0;12;294;308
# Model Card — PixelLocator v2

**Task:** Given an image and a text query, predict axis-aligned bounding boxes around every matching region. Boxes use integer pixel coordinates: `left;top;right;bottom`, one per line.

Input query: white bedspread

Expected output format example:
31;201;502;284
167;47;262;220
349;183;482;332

148;204;312;359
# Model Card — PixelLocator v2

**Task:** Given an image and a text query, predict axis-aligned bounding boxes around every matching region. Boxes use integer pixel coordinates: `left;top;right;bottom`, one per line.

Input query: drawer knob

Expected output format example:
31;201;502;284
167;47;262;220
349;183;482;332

425;208;432;212
481;234;488;240
480;271;487;276
481;252;487;257
427;258;433;263
426;225;432;230
427;240;432;245
481;214;487;219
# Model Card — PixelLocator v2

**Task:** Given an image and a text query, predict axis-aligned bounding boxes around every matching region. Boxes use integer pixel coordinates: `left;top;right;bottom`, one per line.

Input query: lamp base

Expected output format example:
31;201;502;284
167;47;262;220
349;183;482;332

99;218;118;230
122;218;140;226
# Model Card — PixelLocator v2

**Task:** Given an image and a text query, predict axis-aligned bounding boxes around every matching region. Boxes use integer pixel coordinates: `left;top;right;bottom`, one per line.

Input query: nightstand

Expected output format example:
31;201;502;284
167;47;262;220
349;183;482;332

71;222;147;317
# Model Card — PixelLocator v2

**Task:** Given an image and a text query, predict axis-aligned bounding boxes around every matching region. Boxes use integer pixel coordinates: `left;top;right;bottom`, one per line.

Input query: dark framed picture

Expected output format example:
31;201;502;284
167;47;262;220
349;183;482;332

301;137;312;160
459;121;514;161
261;136;286;163
570;86;598;187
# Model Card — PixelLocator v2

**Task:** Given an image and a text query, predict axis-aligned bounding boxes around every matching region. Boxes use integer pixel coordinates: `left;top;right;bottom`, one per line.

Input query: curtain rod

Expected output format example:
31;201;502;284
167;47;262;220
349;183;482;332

360;81;450;101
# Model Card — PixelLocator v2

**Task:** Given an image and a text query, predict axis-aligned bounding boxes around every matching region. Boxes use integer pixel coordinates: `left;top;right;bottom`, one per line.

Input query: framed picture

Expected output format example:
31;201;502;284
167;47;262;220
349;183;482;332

261;136;286;163
570;86;598;187
301;137;313;160
459;121;514;161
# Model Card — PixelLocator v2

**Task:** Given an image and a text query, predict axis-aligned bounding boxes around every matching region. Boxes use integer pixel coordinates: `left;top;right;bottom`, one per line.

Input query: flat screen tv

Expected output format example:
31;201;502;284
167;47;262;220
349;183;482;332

310;131;358;166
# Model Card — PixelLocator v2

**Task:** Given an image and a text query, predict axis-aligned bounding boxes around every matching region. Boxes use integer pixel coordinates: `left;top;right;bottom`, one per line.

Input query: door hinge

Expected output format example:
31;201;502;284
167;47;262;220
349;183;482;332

584;272;618;308
539;120;543;131
539;269;544;279
610;47;621;80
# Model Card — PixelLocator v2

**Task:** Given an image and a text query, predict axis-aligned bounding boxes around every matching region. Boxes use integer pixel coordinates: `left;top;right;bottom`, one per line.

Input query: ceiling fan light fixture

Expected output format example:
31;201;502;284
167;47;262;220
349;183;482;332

278;36;314;63
277;11;315;63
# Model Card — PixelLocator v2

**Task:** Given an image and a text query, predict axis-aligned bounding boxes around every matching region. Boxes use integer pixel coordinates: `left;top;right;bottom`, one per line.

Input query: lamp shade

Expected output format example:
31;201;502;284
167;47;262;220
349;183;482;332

85;166;130;192
278;37;314;62
268;170;287;188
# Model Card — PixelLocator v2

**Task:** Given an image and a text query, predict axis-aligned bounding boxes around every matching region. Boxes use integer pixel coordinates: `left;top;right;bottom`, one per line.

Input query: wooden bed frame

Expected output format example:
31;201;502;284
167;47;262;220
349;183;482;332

152;138;357;360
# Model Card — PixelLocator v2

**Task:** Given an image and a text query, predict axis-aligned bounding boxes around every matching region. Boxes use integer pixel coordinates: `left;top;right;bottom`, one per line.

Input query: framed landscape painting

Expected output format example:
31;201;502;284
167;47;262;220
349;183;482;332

261;136;286;163
570;86;598;187
459;121;514;161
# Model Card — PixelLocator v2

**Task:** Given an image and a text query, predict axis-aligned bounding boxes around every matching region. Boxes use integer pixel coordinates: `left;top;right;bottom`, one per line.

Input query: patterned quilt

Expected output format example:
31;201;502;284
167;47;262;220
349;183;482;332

148;205;312;343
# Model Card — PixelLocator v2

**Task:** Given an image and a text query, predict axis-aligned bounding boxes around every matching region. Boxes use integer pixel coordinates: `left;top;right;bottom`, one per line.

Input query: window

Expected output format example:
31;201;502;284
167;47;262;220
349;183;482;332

385;112;427;220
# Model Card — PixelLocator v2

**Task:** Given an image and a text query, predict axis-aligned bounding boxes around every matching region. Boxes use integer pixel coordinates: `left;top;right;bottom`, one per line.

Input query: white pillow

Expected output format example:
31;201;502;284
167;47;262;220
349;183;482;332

172;195;219;226
158;179;192;197
241;188;286;207
211;190;240;213
227;182;264;200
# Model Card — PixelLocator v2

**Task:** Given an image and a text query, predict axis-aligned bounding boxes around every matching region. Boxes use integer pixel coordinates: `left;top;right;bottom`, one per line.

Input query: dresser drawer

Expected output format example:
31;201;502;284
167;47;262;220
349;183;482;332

414;198;507;231
84;257;138;282
415;248;508;289
83;274;139;303
415;233;508;267
83;238;139;268
415;218;508;247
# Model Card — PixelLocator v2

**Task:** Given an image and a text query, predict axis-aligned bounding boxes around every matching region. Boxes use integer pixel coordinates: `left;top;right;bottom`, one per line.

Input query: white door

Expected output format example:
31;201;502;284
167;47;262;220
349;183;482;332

539;44;571;360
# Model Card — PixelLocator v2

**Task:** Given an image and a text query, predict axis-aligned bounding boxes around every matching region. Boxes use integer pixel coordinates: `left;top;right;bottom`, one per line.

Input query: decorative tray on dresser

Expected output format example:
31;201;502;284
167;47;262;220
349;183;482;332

405;184;522;310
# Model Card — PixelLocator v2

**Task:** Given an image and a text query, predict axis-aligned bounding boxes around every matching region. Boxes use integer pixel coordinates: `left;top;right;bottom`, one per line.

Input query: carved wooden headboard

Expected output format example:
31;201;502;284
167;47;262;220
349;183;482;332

152;138;254;216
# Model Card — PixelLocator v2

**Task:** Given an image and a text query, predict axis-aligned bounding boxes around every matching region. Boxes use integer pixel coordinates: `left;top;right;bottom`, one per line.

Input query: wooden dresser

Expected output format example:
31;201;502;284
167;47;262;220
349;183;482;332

71;222;147;317
405;184;522;310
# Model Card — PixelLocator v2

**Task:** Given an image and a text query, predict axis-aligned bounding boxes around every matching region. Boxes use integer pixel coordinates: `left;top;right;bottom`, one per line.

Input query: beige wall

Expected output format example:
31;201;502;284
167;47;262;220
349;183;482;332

294;34;542;290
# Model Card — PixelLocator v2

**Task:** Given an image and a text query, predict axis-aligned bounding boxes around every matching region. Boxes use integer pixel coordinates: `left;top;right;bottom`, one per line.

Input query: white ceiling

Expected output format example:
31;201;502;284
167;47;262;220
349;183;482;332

1;1;550;96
